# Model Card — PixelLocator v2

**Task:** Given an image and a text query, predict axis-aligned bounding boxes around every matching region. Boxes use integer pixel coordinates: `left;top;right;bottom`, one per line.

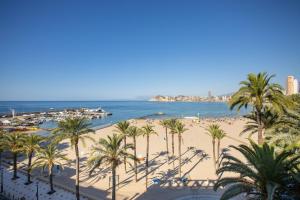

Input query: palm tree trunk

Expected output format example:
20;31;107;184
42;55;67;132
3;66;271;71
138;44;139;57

124;136;127;172
217;139;220;168
172;133;174;157
212;139;216;173
178;134;182;178
256;111;264;144
75;143;80;200
26;152;33;184
12;152;18;180
112;163;116;200
172;133;175;168
146;134;149;190
133;136;138;182
165;127;169;155
49;166;54;193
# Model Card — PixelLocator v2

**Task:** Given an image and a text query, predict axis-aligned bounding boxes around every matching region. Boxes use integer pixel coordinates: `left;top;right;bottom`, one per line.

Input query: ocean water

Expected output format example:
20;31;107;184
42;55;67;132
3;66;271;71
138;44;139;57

0;101;248;129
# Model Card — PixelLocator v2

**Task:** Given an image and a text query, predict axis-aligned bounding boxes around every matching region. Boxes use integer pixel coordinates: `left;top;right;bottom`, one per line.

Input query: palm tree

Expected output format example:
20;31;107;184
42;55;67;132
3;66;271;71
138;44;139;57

266;109;300;152
206;124;220;172
88;134;136;200
215;129;226;167
159;119;170;155
52;117;95;200
172;121;188;178
214;141;300;200
114;121;130;172
23;134;44;184
241;108;280;138
33;143;69;194
167;119;178;159
1;132;26;179
126;126;141;182
141;125;158;189
229;72;290;144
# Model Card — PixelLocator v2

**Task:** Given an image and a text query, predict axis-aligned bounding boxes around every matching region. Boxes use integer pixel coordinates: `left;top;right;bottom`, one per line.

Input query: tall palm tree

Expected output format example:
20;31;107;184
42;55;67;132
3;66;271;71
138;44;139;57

23;134;44;184
172;121;188;178
52;117;94;200
141;124;158;189
1;132;26;179
229;72;289;144
126;126;141;182
159;119;170;155
167;119;178;160
215;129;226;167
32;143;69;194
206;124;220;172
88;134;136;200
214;141;300;200
114;121;130;172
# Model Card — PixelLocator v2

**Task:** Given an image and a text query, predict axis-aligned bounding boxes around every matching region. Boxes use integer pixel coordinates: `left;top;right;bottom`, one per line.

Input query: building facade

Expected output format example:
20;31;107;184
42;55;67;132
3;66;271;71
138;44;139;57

294;79;299;94
287;76;295;95
286;76;299;95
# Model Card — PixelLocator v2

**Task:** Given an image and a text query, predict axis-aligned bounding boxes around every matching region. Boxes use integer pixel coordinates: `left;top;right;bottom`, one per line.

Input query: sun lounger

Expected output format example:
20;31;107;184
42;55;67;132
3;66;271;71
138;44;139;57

151;178;161;185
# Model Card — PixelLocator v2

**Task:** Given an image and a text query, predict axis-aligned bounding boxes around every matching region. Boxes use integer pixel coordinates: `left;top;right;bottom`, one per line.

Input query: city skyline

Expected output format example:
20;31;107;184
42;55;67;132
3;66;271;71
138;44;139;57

1;0;300;100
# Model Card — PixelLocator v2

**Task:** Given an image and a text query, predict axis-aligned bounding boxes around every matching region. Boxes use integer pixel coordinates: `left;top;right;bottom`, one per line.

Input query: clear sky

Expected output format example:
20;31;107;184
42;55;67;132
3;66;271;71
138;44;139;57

0;0;300;100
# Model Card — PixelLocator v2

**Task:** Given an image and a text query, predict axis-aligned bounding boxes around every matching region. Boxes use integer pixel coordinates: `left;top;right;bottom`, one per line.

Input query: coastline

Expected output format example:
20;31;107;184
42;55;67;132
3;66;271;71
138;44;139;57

3;113;249;199
53;117;249;199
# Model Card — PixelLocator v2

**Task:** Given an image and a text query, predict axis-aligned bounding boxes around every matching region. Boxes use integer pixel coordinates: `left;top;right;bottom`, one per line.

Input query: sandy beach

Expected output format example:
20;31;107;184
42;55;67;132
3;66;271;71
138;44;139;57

18;117;249;200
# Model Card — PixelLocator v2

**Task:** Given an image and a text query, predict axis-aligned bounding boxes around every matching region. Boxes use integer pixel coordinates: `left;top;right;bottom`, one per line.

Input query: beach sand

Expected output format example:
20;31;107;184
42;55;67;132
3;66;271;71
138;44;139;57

26;117;250;199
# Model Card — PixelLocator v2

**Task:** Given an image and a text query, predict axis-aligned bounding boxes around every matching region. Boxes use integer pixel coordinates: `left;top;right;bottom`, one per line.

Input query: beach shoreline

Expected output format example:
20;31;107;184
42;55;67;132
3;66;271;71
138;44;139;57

8;116;249;199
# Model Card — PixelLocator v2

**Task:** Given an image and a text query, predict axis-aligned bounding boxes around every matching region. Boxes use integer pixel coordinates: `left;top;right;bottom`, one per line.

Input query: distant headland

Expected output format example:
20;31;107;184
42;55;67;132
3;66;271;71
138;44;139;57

149;95;231;102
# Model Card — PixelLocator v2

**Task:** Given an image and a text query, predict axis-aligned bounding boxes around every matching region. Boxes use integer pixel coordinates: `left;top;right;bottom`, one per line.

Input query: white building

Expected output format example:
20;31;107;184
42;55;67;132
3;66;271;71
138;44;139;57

294;79;299;94
1;119;11;125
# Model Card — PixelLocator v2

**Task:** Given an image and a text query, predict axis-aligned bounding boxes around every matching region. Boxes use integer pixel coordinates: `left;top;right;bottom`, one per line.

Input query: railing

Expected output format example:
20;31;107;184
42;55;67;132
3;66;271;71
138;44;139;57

0;162;101;200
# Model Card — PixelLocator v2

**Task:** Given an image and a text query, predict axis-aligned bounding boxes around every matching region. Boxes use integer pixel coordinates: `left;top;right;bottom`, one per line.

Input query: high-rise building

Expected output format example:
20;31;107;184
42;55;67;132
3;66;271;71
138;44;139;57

287;76;295;95
208;91;212;98
294;79;299;94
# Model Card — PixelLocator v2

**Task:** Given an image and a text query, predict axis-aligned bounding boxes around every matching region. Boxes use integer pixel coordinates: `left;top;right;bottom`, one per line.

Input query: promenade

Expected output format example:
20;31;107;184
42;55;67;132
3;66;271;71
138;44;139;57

0;166;88;200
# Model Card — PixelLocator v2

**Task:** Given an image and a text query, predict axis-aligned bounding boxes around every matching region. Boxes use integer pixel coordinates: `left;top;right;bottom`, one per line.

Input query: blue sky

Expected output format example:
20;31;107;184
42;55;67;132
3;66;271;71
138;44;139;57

0;0;300;100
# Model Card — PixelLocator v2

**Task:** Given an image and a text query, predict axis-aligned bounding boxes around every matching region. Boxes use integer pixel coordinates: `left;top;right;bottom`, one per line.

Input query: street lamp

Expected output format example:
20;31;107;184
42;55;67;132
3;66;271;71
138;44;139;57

0;167;3;193
36;181;39;200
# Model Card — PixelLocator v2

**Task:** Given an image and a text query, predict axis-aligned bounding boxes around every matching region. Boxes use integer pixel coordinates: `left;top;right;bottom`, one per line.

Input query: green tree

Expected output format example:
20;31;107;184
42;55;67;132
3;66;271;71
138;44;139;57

1;132;26;179
159;119;170;156
52;117;95;200
23;134;44;184
241;108;280;138
126;126;141;182
114;121;130;172
141;124;158;189
32;143;69;194
266;108;300;152
171;121;188;178
88;134;136;200
206;124;220;172
214;141;300;200
229;72;289;144
259;94;300;151
167;119;178;160
216;129;226;167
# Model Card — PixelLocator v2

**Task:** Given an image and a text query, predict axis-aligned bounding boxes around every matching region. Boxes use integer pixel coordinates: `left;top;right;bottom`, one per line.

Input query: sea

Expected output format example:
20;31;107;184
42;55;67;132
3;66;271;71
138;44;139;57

0;101;248;130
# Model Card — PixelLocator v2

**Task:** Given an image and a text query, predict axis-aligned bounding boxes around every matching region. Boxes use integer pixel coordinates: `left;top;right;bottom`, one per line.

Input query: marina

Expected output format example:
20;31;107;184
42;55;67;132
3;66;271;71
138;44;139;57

0;107;112;132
